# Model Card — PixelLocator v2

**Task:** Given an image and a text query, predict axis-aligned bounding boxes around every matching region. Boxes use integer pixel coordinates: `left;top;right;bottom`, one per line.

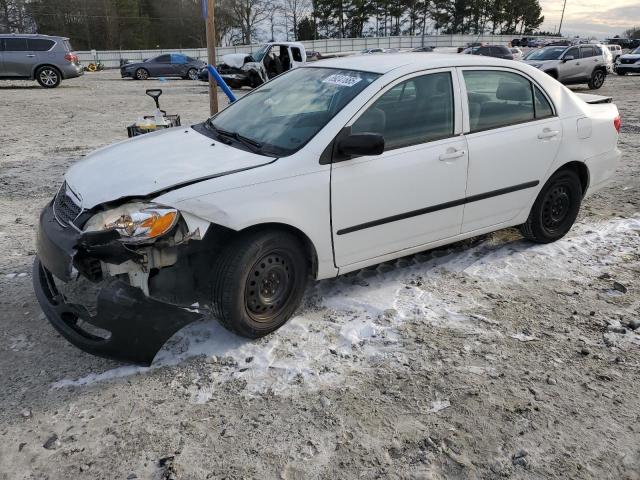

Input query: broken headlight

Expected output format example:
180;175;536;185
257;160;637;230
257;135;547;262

84;203;179;244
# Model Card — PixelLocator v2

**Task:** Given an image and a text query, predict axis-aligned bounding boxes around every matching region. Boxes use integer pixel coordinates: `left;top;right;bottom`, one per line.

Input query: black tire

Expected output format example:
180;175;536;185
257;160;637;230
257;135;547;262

546;70;558;80
36;66;61;88
135;68;149;80
588;69;605;89
186;68;198;80
211;229;309;338
617;71;626;76
520;169;583;243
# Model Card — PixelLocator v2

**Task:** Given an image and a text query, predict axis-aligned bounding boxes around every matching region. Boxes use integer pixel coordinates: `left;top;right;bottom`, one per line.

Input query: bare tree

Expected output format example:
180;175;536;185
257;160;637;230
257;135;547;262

0;0;34;32
282;0;310;40
231;0;272;44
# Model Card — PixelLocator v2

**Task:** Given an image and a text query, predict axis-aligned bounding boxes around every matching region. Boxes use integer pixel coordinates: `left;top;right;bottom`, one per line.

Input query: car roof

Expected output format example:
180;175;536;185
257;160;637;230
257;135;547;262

309;52;520;74
0;33;68;40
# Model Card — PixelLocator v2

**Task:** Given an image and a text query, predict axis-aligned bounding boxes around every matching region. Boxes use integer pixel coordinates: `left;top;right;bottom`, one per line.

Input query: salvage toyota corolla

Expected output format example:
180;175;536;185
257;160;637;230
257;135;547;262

34;54;622;365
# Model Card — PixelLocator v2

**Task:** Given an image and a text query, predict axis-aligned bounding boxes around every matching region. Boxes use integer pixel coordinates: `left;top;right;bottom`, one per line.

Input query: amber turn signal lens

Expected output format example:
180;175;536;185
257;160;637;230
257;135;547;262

141;211;178;238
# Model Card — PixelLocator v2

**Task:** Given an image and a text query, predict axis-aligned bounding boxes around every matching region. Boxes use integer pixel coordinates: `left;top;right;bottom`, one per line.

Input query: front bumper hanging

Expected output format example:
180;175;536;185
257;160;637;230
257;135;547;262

33;203;202;366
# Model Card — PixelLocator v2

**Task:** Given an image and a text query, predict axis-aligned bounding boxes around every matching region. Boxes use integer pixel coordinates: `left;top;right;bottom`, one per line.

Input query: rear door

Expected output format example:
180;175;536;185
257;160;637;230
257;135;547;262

331;69;468;267
2;37;34;77
29;38;56;65
170;54;188;76
459;68;562;232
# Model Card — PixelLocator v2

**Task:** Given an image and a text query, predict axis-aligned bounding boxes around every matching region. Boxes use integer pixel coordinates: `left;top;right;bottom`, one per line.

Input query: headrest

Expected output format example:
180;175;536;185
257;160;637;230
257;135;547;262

496;81;530;101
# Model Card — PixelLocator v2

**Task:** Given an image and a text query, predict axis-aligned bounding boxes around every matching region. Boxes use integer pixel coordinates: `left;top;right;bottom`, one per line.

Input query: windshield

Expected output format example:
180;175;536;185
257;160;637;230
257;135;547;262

525;47;566;60
633;47;640;54
206;67;380;156
250;45;270;62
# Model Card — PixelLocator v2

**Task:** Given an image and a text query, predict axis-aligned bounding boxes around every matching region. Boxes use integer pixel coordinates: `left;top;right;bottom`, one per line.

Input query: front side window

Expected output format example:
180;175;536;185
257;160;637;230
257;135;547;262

4;38;29;52
206;67;379;156
155;55;171;63
564;47;579;59
352;72;454;150
464;70;534;132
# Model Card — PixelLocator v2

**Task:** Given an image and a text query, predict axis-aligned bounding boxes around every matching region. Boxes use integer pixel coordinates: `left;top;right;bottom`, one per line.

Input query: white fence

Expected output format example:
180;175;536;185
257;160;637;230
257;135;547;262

78;34;553;68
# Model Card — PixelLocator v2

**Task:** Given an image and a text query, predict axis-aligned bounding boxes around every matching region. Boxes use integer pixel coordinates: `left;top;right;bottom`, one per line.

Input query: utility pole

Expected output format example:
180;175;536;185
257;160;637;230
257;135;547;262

558;0;567;36
205;0;219;115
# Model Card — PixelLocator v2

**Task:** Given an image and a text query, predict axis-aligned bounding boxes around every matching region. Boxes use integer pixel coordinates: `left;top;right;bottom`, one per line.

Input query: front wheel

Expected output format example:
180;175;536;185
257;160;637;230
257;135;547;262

211;229;309;338
588;69;605;89
36;66;61;88
520;169;583;243
135;68;149;80
186;68;198;80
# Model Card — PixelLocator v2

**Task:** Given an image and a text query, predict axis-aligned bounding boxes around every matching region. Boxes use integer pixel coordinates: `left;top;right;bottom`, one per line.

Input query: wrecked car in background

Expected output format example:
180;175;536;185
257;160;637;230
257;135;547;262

199;42;306;88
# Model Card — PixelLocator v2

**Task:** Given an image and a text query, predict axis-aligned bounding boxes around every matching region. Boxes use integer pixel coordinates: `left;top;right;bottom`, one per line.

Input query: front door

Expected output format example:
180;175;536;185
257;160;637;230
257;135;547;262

331;70;468;267
559;46;582;82
460;68;562;233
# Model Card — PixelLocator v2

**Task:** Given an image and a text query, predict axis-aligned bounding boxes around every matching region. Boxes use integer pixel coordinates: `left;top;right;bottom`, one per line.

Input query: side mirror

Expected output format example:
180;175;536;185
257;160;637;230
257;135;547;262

338;133;385;157
562;55;575;62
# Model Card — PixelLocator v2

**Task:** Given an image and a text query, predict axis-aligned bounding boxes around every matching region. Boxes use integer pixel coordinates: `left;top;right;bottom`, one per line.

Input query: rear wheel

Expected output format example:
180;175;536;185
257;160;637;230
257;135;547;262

520;169;583;243
36;66;61;88
135;68;149;80
588;69;605;89
211;229;309;338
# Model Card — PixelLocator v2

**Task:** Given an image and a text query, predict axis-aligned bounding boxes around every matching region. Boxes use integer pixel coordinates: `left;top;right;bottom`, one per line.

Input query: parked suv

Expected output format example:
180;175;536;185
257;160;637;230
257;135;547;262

523;44;609;89
615;46;640;75
0;34;83;88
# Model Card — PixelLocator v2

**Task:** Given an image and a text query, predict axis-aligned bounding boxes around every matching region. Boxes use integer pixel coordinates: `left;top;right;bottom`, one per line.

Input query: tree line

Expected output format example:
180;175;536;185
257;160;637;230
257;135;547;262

1;0;558;50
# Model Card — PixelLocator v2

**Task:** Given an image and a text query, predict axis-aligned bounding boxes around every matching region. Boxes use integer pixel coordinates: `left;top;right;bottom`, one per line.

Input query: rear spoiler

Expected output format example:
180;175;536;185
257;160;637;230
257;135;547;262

575;93;613;104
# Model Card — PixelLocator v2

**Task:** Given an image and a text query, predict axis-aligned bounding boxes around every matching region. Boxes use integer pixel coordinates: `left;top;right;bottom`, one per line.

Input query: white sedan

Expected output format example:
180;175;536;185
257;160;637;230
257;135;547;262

34;54;622;364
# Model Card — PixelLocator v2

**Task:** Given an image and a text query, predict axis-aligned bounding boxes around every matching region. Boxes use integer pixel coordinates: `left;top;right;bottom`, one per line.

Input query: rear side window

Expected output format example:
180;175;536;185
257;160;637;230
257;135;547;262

28;39;55;51
63;40;73;52
291;47;303;62
352;72;454;150
581;46;596;58
464;70;534;132
171;54;187;64
4;38;29;52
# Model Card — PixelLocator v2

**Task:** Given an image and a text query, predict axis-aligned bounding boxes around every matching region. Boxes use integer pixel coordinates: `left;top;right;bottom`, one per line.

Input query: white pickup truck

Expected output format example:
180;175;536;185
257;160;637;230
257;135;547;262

204;42;307;88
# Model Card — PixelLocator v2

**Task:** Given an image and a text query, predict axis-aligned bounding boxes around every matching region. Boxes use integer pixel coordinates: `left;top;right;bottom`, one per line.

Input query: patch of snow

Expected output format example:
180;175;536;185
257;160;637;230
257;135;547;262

52;216;640;399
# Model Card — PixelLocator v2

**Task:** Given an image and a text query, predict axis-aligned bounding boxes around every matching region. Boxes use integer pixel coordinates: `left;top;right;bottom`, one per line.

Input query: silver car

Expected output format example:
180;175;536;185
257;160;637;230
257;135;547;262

0;34;83;88
523;44;610;89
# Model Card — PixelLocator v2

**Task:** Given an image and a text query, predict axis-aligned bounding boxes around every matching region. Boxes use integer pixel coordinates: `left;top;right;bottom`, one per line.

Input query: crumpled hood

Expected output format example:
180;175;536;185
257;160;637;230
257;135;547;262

64;126;270;209
221;53;249;69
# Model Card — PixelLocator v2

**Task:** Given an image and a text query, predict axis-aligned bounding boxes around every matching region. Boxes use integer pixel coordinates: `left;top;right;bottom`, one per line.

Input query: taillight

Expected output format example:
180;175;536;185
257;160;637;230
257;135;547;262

64;53;78;63
614;115;621;134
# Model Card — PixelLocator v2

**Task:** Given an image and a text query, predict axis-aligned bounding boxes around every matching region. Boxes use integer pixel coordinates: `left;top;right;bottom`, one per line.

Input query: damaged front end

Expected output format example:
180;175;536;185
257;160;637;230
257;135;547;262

218;60;267;89
34;183;226;365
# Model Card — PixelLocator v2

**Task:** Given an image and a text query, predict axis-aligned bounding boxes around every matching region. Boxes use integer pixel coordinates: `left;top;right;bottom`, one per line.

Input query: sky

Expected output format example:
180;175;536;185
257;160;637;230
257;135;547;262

539;0;640;39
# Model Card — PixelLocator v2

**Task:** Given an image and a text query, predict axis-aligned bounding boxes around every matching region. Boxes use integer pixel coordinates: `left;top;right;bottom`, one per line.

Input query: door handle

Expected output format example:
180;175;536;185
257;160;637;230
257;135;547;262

538;129;559;140
26;54;36;58
439;149;466;161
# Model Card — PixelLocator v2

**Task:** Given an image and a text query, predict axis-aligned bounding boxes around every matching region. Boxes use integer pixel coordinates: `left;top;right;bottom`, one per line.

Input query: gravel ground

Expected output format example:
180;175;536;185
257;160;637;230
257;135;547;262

1;70;639;480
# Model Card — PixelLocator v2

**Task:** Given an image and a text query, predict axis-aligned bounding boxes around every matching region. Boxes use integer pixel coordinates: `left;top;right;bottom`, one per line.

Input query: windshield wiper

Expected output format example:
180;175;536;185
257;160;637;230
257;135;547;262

206;120;264;153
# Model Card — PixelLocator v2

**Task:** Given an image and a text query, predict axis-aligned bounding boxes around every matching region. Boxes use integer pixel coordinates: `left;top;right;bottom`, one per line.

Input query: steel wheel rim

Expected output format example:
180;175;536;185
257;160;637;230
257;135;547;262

188;68;198;80
40;69;58;86
245;251;295;322
541;184;571;231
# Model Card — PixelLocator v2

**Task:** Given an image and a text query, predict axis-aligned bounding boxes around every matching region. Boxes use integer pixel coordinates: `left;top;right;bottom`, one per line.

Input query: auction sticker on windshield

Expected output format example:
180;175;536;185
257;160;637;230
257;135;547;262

322;73;363;87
